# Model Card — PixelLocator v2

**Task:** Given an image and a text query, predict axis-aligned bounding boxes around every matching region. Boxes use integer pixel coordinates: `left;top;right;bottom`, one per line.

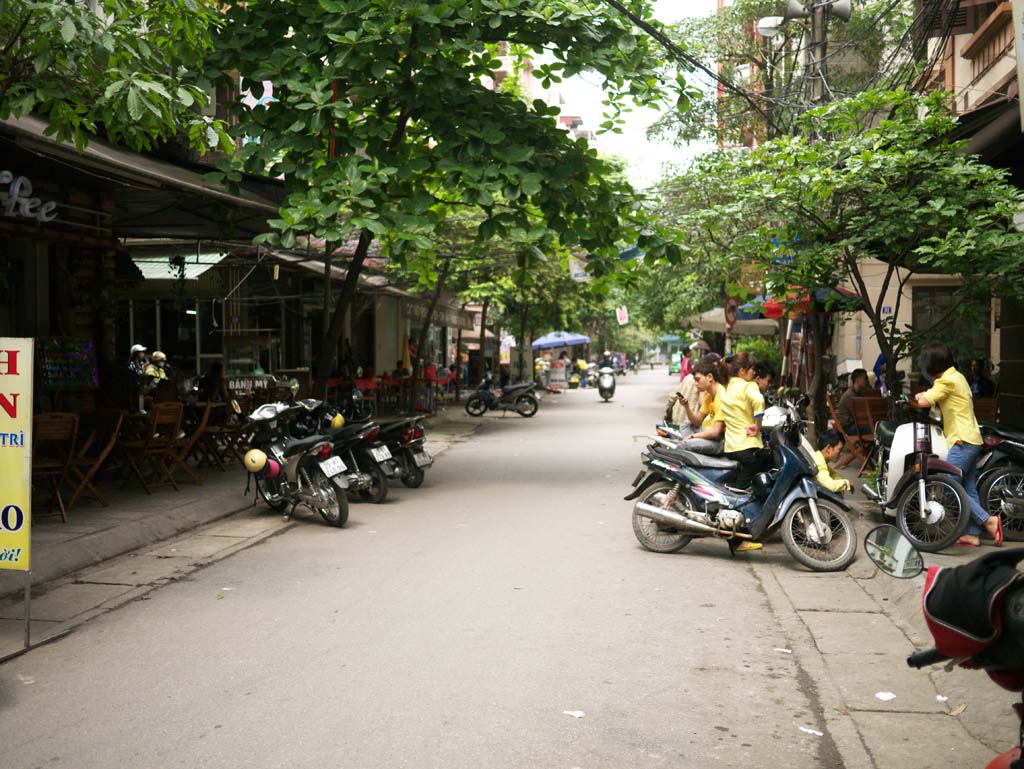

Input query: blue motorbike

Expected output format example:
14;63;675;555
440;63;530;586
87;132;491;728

626;399;858;572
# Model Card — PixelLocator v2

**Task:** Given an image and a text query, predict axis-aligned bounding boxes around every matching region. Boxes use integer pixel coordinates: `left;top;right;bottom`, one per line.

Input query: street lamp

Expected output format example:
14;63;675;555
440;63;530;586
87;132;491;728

756;0;853;104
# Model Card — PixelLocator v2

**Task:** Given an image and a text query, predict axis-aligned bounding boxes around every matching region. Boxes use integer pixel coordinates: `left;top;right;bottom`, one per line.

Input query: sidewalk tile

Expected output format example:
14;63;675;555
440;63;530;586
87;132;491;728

822;653;947;714
0;582;134;622
146;535;245;560
774;572;881;613
801;611;909;655
851;712;996;769
76;556;187;586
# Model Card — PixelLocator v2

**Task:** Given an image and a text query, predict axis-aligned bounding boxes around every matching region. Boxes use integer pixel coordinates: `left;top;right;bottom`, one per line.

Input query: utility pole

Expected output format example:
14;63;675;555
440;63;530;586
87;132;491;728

809;3;826;104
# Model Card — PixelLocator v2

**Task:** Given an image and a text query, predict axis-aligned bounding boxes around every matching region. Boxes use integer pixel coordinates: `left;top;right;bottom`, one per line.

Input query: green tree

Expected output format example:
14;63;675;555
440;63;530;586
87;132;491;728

212;0;685;396
674;89;1024;420
0;0;229;152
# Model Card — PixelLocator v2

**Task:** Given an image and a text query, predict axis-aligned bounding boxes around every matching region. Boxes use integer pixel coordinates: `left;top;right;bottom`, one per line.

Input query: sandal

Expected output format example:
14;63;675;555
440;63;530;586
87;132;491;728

956;536;981;548
987;516;1004;547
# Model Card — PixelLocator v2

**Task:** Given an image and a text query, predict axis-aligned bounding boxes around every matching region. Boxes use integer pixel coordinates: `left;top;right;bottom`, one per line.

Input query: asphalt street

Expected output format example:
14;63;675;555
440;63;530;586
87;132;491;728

1;369;841;769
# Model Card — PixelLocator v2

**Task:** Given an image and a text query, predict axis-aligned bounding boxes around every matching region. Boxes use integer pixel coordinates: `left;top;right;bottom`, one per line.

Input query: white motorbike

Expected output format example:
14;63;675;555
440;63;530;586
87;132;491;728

597;366;616;401
861;396;970;551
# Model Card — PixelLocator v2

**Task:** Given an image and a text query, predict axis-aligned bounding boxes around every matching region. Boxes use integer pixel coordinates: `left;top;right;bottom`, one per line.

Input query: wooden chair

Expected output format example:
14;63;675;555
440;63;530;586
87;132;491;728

118;402;183;493
853;397;889;477
974;397;998;423
197;395;251;470
32;412;79;523
163;402;212;486
826;395;867;471
67;408;125;510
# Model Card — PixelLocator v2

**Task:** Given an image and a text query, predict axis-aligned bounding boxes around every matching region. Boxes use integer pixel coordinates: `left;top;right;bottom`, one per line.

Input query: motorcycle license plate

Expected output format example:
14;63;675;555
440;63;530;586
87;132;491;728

319;456;346;477
413;450;432;467
371;446;392;462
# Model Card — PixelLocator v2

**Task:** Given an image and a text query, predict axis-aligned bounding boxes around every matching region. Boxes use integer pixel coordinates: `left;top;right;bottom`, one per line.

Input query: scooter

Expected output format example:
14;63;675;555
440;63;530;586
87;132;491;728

977;424;1024;539
375;415;433;489
597;366;616;402
242;401;349;527
862;395;971;552
865;525;1024;769
626;397;858;572
326;419;398;504
464;373;539;417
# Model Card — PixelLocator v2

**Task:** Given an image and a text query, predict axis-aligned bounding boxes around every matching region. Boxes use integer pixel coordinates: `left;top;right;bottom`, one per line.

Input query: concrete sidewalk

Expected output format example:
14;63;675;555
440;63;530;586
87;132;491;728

752;455;1019;768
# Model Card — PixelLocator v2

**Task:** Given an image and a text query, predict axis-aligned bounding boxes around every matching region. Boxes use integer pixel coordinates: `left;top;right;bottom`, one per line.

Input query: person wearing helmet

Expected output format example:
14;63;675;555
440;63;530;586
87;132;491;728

599;350;614;369
143;351;169;384
128;344;148;377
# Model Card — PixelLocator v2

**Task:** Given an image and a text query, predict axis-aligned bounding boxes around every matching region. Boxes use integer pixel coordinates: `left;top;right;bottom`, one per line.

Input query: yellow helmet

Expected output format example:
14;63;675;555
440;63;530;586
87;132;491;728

243;448;268;474
331;413;345;430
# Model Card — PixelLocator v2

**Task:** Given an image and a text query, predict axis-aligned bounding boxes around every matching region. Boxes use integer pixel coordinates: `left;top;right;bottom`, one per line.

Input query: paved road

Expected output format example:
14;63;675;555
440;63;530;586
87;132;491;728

1;370;840;769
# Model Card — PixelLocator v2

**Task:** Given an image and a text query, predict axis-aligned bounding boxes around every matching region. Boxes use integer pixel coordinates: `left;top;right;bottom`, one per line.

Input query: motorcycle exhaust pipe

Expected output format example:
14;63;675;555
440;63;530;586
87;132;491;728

633;502;752;540
862;483;880;502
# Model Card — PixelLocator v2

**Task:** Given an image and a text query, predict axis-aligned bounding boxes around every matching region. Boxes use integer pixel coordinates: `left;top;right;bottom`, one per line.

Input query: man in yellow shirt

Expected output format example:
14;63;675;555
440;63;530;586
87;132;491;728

812;430;853;494
911;344;1000;547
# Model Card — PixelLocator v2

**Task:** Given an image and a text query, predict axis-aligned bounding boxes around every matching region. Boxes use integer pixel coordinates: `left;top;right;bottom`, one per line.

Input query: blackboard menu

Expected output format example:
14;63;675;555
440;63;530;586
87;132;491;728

38;338;99;390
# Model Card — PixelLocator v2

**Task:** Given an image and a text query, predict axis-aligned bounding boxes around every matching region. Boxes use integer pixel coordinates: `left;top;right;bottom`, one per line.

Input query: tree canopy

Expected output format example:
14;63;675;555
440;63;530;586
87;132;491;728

0;0;228;152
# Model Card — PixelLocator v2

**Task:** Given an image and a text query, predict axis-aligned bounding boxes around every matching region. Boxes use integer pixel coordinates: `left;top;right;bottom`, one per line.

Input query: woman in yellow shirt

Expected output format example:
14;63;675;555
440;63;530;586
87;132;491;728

911;344;1001;547
718;352;768;489
680;359;726;455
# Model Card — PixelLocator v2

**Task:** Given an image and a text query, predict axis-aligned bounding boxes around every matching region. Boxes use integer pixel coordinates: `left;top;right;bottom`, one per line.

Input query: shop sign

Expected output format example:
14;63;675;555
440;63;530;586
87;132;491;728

0;338;33;571
0;172;57;223
616;306;629;326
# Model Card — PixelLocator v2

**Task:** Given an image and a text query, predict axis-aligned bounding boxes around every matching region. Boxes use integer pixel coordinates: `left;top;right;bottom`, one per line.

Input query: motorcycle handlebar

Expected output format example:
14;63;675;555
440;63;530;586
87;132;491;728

907;648;951;669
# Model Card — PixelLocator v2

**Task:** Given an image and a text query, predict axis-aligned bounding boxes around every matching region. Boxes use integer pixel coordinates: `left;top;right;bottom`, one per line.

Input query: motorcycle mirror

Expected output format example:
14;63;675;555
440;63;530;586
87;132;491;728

864;525;925;579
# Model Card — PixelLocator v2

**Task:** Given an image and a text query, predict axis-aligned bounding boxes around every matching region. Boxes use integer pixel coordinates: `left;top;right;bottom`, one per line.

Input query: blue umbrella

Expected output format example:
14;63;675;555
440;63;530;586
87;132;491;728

532;331;591;350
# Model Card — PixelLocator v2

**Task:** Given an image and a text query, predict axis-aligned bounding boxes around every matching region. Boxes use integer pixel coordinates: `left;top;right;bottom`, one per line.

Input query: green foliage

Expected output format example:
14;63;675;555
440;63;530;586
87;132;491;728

667;89;1024;386
0;0;230;152
650;0;914;145
213;0;685;268
734;337;780;375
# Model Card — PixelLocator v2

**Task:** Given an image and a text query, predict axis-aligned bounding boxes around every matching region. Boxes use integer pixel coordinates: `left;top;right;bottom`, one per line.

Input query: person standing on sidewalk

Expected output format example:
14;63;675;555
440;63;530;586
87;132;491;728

911;344;1002;548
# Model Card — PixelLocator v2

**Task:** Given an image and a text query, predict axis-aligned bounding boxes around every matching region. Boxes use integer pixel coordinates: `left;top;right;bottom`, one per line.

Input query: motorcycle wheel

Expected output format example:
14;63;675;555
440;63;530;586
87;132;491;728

401;453;426;488
781;499;857;572
465;396;487;417
515;394;538;417
631;481;695;554
895;473;971;552
310;469;349;527
979;465;1024;541
257;477;290;513
358;462;389;504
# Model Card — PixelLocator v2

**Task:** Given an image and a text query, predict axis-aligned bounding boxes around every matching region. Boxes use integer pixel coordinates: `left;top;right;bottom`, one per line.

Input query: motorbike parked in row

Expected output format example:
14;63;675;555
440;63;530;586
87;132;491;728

242;400;349;527
627;395;858;572
977;423;1024;540
374;415;433;489
325;418;398;504
865;525;1024;769
465;373;540;418
862;395;972;552
597;366;616;402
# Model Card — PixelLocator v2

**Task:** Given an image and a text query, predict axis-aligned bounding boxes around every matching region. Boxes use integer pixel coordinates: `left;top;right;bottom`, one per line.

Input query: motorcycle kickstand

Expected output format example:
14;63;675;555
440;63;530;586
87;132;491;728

284;501;297;522
727;538;738;558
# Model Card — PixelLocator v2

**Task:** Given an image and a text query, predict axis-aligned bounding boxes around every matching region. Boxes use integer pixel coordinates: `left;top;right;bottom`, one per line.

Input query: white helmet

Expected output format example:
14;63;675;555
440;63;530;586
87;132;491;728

604;350;611;356
151;351;166;362
130;344;147;354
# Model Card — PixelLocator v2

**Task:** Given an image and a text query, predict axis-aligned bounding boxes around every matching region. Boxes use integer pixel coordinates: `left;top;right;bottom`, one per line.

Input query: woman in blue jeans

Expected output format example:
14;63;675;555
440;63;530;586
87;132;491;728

911;344;1002;547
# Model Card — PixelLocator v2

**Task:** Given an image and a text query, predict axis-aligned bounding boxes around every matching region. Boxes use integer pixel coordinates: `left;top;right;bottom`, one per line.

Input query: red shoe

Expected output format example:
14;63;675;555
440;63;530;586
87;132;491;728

992;517;1004;547
956;536;980;548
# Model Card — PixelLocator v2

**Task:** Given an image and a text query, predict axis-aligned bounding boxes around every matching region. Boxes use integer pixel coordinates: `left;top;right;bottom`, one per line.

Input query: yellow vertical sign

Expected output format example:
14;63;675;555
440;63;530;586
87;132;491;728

0;338;33;571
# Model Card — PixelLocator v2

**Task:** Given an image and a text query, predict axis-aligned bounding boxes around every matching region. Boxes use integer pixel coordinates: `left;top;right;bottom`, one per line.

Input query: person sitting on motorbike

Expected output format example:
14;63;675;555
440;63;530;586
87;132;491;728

599;350;614;369
911;343;1002;548
679;359;726;456
719;352;768;490
812;430;853;494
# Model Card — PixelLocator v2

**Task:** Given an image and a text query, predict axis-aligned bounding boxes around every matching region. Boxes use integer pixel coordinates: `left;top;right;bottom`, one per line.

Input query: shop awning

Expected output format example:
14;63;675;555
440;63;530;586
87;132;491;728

760;286;859;319
1;115;283;239
131;252;227;280
685;308;778;336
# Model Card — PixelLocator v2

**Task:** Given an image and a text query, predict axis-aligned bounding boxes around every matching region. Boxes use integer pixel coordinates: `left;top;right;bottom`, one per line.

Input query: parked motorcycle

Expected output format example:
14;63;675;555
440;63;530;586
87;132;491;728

242;400;349;527
465;373;539;417
865;525;1024;769
862;395;971;552
375;415;433;489
627;396;858;572
326;419;398;504
597;366;616;402
977;424;1024;540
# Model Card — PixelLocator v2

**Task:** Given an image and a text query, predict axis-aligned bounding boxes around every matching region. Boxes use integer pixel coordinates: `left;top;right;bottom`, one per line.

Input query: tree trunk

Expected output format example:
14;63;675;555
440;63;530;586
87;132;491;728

455;320;463;402
315;229;374;400
808;307;828;440
407;256;452;413
519;301;529;383
476;298;490;384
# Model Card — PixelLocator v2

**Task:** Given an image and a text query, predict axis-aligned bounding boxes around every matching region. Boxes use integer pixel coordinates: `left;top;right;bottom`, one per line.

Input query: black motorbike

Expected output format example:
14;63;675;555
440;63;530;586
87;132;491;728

465;373;539;418
326;419;399;504
979;423;1024;540
375;415;432;488
242;401;349;527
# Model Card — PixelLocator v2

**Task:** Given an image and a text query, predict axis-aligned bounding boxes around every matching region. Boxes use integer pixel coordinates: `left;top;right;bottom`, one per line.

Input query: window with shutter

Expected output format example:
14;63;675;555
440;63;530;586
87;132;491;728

917;0;989;38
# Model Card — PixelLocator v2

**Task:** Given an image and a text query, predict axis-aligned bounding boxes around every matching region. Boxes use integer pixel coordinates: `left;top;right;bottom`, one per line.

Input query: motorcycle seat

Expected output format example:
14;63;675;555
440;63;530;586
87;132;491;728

981;422;1024;444
652;445;738;470
876;420;897;448
282;434;329;456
